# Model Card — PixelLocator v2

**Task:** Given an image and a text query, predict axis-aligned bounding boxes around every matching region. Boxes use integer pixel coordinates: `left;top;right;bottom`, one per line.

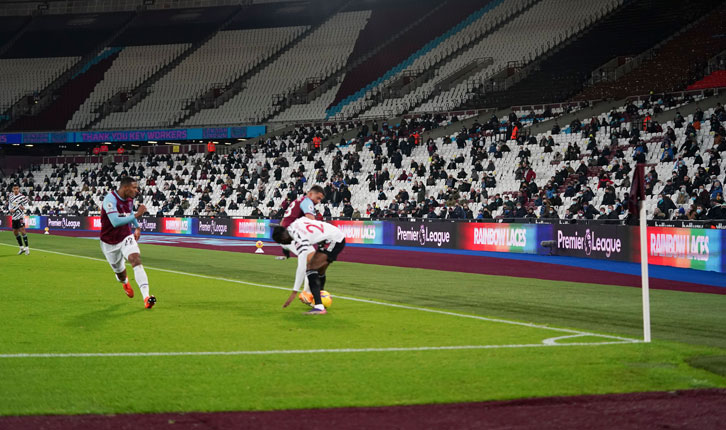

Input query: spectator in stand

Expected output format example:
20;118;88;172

707;200;725;220
657;193;677;217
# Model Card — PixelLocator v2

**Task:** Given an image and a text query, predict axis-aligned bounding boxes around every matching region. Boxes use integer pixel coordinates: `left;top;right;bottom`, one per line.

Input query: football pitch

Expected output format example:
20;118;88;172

1;232;725;416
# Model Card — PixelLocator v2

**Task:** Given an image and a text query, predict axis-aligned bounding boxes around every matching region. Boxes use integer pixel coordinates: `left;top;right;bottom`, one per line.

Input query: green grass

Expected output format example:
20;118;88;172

1;232;725;416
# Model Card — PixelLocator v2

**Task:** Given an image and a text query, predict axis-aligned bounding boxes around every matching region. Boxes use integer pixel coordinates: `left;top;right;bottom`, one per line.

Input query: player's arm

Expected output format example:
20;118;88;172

292;248;314;292
106;212;138;227
132;205;145;240
283;247;314;308
104;196;144;228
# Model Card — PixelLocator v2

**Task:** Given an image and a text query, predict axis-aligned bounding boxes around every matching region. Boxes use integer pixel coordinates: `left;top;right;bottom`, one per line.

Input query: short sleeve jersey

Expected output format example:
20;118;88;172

280;195;315;228
100;191;133;245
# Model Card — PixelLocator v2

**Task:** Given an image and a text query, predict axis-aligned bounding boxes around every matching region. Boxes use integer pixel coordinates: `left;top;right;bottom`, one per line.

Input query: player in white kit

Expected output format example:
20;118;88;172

272;218;346;315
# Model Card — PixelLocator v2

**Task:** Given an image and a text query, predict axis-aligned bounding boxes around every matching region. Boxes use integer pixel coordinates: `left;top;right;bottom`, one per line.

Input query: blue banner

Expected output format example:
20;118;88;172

0;125;267;144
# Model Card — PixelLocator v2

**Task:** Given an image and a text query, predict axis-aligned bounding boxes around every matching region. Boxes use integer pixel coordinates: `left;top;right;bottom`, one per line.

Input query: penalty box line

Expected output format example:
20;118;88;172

0;341;638;359
0;243;641;344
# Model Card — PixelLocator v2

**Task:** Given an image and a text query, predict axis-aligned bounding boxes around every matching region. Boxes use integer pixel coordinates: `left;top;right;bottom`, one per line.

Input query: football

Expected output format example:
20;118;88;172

255;241;264;249
320;290;332;308
298;291;313;306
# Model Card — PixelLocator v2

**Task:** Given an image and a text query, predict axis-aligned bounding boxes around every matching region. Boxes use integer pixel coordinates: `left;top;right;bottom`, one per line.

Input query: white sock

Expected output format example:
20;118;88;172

117;277;128;284
314;304;325;310
133;265;150;298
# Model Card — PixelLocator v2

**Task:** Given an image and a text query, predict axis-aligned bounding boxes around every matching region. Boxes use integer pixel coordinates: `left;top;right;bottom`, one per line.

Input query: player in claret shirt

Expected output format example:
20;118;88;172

100;177;156;309
279;185;325;228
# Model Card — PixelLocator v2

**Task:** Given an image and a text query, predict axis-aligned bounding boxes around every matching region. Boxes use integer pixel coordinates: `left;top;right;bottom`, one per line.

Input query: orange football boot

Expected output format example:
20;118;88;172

121;282;134;298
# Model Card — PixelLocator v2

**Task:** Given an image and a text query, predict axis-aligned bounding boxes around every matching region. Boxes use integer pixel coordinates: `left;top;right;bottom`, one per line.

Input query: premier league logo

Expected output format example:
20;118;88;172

584;229;592;255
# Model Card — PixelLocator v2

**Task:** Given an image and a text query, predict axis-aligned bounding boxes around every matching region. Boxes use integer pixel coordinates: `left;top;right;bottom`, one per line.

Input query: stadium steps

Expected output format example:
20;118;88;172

0;11;139;132
173;21;326;126
357;0;543;120
326;0;497;119
530;99;628;135
6;50;121;131
455;0;630;112
177;0;357;127
472;0;724;108
0;16;32;58
652;91;726;124
86;5;248;131
264;0;446;124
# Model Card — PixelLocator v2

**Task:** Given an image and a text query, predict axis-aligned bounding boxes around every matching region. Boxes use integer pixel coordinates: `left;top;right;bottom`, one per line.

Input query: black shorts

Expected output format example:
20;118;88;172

320;239;346;262
11;219;25;230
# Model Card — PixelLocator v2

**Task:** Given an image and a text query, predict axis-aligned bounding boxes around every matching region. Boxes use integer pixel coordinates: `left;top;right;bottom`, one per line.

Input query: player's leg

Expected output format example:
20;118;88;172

12;223;23;254
314;239;345;289
305;267;325;313
123;236;155;309
309;253;330;289
304;251;333;314
20;226;29;254
101;240;134;297
317;263;329;289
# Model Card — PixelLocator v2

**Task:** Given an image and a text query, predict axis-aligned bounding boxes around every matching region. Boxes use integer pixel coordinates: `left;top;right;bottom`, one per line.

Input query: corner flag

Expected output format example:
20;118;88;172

628;163;646;218
629;163;650;343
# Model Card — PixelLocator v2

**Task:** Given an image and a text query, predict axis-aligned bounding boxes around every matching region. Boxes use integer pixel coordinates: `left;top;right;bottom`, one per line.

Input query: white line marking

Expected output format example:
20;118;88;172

542;334;590;345
0;243;642;345
0;341;638;359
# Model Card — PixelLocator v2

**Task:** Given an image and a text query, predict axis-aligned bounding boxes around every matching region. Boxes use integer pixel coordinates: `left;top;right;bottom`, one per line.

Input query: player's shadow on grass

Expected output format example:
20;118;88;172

66;304;137;329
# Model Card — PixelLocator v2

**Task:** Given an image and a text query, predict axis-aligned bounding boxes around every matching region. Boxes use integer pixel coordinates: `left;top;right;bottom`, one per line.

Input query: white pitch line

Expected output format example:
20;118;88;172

0;243;641;344
0;341;639;359
542;334;590;345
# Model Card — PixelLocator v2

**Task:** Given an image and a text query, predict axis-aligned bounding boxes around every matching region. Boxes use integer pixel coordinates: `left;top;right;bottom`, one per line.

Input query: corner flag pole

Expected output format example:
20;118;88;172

639;200;651;343
629;163;650;343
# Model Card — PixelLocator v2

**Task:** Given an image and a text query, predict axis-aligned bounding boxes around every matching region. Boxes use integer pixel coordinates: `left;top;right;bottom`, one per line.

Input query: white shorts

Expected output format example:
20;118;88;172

100;235;140;273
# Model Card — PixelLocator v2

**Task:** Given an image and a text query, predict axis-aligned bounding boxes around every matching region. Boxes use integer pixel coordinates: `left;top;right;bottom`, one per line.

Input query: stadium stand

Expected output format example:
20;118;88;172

183;10;371;126
336;0;624;119
355;0;538;119
0;56;79;112
67;44;191;130
2;95;724;222
1;12;134;58
0;15;30;52
9;49;122;131
4;1;724;130
574;1;726;102
328;0;485;110
689;71;726;90
1;0;726;224
0;11;137;130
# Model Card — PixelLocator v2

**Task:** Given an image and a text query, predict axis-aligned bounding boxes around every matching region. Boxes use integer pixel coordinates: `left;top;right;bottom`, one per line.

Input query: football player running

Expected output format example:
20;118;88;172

100;177;156;309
